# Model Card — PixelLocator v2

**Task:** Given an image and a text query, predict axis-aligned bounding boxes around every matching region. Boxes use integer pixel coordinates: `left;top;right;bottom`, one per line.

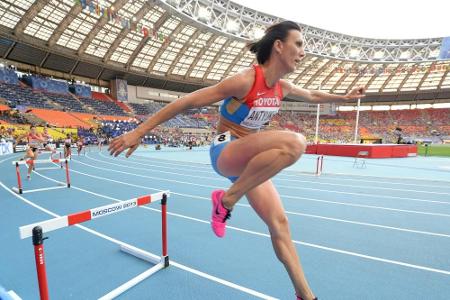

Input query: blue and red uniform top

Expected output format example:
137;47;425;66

219;65;284;131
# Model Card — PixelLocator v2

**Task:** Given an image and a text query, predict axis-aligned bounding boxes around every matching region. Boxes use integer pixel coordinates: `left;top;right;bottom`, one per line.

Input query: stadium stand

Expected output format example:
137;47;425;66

30;108;91;128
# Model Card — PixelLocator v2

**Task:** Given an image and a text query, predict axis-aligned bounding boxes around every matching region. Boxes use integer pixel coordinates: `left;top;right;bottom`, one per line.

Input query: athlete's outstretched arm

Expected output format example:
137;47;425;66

281;80;366;104
108;73;250;157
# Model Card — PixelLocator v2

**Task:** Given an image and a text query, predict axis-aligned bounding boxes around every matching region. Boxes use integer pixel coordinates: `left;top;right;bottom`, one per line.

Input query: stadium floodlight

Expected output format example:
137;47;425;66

400;50;411;59
428;49;439;58
226;19;239;34
197;6;211;22
331;45;339;54
251;27;265;39
349;48;360;58
374;50;385;59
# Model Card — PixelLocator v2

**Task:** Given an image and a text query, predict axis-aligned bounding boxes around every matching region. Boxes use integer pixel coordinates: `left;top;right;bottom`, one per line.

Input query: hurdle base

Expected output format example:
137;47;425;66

163;255;169;268
35;167;61;171
96;245;168;300
22;186;67;194
98;263;165;300
12;187;23;194
120;244;163;265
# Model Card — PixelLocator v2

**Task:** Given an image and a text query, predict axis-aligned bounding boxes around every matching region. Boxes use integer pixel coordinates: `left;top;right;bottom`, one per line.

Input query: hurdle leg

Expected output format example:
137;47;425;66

99;193;169;300
65;160;71;188
32;226;49;300
15;162;23;194
98;264;164;300
161;193;169;267
320;155;323;174
315;155;323;176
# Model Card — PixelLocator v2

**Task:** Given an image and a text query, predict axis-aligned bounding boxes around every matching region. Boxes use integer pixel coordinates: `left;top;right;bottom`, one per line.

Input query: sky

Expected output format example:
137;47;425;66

233;0;449;39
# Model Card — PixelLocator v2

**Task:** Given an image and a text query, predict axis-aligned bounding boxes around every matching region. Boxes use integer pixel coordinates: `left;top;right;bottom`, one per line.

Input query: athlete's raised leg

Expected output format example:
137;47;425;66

217;130;306;208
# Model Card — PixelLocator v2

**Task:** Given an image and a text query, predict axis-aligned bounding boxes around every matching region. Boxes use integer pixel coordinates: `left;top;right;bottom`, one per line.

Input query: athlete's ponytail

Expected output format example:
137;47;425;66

247;21;301;64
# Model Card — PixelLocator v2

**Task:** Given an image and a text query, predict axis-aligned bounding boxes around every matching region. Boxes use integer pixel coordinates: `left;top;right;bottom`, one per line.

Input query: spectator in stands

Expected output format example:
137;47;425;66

394;127;403;144
0;126;6;137
109;21;365;300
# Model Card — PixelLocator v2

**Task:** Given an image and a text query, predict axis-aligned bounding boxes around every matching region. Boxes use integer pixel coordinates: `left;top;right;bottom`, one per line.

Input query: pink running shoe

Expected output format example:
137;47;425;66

211;190;231;238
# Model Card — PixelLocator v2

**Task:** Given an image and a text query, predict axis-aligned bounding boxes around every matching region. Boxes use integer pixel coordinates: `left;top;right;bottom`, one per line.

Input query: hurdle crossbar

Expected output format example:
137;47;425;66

38;151;63;168
19;191;170;300
315;155;324;176
39;150;61;157
19;191;168;239
12;159;70;194
12;158;63;166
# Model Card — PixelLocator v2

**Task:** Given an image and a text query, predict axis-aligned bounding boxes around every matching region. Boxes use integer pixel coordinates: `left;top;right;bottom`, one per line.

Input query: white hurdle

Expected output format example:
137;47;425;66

11;158;71;194
19;191;170;300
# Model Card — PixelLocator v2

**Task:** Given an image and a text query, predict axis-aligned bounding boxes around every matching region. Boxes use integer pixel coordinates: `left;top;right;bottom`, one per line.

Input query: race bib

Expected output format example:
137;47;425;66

240;107;279;129
213;131;231;146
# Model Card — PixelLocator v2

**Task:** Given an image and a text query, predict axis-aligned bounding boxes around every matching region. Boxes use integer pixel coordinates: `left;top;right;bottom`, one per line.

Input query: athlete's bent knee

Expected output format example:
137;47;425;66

292;133;307;157
280;132;306;164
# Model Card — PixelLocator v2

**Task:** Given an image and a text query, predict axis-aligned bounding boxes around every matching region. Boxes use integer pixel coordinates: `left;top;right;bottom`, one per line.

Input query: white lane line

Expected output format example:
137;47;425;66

273;183;450;205
320;171;450;185
280;171;450;189
103;153;450;194
274;178;450;196
77;157;450;216
74;158;223;189
103;153;450;195
133;153;213;167
0;154;22;164
95;153;450;205
127;152;450;186
0;180;278;300
96;153;228;182
22;185;66;193
283;210;450;238
10;173;450;277
283;194;450;218
36;166;450;239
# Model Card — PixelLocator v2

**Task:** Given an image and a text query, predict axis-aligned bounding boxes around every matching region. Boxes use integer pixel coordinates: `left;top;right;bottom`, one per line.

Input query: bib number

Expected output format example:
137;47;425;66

213;131;231;146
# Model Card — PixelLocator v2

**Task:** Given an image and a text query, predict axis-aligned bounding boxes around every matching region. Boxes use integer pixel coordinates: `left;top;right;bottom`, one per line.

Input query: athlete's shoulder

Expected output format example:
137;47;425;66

222;67;256;99
229;67;255;85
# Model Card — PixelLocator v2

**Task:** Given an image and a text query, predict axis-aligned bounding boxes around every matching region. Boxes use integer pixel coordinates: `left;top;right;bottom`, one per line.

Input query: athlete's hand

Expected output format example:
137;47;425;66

108;130;141;157
344;86;366;100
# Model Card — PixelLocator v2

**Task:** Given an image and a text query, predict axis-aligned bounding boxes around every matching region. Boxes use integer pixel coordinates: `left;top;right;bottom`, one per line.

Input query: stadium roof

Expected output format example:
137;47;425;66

235;0;450;40
0;0;449;102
